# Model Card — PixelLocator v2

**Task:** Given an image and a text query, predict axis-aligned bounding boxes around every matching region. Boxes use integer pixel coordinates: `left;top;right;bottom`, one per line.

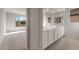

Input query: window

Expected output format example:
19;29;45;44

16;16;26;27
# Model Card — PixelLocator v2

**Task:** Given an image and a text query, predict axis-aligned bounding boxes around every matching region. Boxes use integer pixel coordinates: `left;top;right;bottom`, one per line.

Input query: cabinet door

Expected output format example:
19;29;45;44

57;26;64;39
42;31;48;49
57;27;61;39
60;26;64;37
54;28;57;41
48;29;54;46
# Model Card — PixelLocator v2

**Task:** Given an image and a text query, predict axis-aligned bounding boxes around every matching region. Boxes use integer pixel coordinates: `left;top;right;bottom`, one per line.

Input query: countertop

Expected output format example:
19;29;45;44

43;26;56;31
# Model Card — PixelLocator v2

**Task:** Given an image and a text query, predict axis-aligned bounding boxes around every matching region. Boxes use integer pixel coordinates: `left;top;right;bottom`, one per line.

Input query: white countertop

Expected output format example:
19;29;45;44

43;26;56;31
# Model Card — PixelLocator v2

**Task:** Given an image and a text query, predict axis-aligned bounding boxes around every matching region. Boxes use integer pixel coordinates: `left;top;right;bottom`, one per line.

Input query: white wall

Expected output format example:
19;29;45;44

63;9;79;39
52;11;66;25
62;9;79;39
0;9;6;41
27;8;42;50
43;11;66;27
5;8;26;15
6;12;26;32
6;12;16;31
65;23;79;39
43;12;47;27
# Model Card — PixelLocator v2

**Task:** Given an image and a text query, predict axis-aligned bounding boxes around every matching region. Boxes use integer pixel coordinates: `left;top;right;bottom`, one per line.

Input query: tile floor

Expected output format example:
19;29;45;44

46;36;79;50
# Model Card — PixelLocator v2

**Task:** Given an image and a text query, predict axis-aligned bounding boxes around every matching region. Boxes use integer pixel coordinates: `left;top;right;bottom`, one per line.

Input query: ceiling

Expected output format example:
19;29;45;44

70;8;76;10
43;8;66;13
5;8;76;15
5;8;26;15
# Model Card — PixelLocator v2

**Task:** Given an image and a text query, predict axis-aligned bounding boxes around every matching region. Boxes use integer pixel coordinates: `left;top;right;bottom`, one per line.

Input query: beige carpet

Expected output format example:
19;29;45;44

46;36;79;50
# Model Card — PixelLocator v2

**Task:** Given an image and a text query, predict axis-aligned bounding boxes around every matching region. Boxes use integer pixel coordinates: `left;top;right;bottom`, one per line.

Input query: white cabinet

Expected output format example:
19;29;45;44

42;26;64;49
48;29;55;46
57;26;64;39
42;31;48;49
54;28;57;41
58;26;61;39
42;28;56;49
60;26;64;37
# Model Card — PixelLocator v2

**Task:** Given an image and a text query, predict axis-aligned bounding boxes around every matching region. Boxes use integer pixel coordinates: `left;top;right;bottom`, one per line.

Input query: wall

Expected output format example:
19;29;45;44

63;9;70;36
0;9;6;41
5;8;26;15
64;9;79;39
43;11;66;27
52;11;66;25
6;12;16;31
43;12;47;27
65;23;79;39
43;12;56;27
6;12;26;32
27;8;42;50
